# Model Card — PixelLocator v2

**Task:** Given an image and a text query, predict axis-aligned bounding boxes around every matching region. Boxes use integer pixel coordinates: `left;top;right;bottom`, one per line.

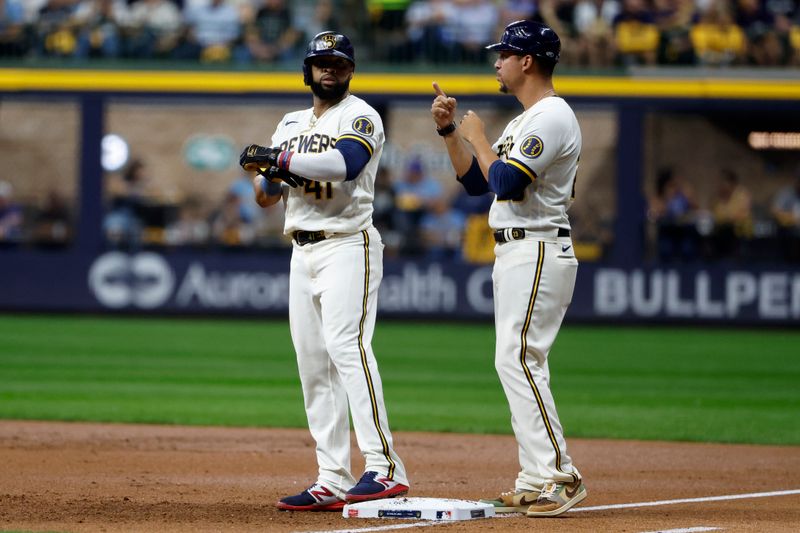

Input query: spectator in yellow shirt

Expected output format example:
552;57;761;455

710;168;752;259
691;1;746;65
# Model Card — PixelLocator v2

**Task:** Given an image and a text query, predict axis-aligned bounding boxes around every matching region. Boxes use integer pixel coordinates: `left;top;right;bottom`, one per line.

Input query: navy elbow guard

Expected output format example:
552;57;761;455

336;139;371;181
457;157;489;196
488;160;532;200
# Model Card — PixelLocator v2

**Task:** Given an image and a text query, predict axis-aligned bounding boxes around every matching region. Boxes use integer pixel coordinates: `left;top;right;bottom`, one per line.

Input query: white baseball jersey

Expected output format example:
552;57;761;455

270;94;383;235
489;96;581;234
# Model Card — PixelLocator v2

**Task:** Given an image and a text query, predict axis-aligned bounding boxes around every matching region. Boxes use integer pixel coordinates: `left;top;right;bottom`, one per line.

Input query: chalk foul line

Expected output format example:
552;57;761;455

570;488;800;512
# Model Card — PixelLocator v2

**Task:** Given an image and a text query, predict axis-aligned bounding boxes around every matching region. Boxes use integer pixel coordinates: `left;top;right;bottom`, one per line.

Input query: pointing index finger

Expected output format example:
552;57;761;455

432;81;447;97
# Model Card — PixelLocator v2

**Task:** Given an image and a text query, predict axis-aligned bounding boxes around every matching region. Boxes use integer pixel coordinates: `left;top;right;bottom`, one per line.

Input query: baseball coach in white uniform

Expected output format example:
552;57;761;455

240;31;409;512
431;20;587;517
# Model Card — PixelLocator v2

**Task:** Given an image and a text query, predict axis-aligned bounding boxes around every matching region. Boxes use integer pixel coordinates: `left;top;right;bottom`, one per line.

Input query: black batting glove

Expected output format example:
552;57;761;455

259;166;304;188
240;144;280;171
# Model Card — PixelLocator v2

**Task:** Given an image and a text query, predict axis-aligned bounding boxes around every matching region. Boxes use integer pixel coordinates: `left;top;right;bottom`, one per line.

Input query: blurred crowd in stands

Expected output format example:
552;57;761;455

0;180;72;247
3;155;800;264
0;0;799;67
646;165;800;263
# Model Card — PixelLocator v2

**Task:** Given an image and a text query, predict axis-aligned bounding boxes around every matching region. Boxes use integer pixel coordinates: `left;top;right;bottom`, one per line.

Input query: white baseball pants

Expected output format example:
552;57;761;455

493;236;581;490
288;226;407;498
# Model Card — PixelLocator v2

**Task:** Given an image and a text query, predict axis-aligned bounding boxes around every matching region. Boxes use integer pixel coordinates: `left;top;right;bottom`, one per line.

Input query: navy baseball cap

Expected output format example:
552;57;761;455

486;20;561;63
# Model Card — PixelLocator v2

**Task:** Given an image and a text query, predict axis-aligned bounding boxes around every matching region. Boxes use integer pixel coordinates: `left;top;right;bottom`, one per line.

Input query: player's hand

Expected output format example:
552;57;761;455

431;82;457;128
239;144;280;172
459;110;485;144
260;165;303;188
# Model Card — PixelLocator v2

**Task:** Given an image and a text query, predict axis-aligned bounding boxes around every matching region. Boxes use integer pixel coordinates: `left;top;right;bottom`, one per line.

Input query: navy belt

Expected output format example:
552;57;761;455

293;230;326;246
493;227;570;243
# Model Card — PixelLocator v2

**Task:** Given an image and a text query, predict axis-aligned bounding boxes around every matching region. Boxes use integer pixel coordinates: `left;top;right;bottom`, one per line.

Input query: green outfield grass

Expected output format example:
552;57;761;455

0;315;798;445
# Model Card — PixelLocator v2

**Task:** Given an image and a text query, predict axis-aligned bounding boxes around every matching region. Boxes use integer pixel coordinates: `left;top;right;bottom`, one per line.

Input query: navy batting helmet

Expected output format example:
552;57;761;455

303;31;355;85
486;20;560;63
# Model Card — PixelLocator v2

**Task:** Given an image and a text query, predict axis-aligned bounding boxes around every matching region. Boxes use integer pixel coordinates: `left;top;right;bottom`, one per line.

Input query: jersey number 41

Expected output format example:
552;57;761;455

304;180;333;200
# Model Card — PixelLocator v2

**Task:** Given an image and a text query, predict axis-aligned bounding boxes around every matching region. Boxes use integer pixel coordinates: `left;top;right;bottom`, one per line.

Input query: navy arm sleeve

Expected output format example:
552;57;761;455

335;138;372;181
488;160;533;200
456;157;490;196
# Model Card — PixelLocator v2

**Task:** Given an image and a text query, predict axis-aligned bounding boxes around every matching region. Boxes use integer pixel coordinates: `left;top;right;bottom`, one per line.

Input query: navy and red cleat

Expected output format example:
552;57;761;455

276;483;345;511
345;471;409;503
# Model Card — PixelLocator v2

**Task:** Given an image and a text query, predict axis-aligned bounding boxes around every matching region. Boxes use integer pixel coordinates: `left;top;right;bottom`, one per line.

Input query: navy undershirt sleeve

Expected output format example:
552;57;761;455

335;138;371;181
456;157;490;196
488;160;532;200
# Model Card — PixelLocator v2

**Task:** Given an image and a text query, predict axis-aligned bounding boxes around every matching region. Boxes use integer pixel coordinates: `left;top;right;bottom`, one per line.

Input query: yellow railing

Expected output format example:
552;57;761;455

1;68;799;99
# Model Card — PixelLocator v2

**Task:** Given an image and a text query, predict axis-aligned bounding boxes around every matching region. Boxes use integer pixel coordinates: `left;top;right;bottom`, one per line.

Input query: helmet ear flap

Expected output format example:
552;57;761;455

303;63;311;85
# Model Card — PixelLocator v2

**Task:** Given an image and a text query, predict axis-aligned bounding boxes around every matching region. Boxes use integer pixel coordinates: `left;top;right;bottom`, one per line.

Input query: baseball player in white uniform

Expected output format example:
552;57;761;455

240;31;409;512
431;20;586;517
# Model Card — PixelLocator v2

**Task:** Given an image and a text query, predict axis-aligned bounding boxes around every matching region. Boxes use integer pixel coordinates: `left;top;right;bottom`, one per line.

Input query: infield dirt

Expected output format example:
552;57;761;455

1;421;799;532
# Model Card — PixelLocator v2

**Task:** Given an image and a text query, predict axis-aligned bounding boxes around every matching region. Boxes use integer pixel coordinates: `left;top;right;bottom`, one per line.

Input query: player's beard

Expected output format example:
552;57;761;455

497;75;509;94
310;78;350;101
